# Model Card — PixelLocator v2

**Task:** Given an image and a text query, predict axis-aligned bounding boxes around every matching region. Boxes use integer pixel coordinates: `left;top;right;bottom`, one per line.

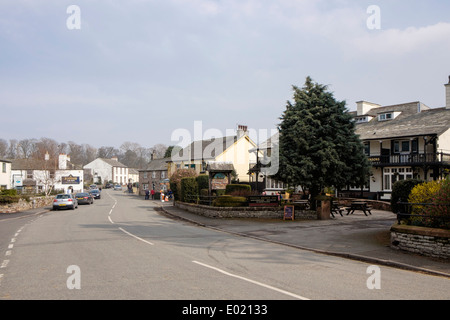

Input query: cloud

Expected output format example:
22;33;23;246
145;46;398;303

351;22;450;56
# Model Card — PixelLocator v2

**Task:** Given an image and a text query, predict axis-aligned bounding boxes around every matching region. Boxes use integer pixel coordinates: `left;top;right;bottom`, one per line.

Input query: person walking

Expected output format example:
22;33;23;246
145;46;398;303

151;189;155;200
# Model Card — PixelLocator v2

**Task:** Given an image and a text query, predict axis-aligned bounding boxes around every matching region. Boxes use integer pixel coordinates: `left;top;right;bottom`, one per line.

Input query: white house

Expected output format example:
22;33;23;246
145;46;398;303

168;125;258;182
11;154;84;194
350;77;450;199
0;159;12;190
84;157;129;185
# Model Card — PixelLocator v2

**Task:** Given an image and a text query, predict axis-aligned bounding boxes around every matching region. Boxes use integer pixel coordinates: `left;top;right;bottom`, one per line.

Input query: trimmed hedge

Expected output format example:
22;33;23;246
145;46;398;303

212;195;247;207
225;184;251;195
180;177;198;202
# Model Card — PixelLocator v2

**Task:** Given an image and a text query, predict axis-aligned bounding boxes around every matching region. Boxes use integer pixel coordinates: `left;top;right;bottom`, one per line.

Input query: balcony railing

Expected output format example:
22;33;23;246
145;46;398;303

368;152;450;166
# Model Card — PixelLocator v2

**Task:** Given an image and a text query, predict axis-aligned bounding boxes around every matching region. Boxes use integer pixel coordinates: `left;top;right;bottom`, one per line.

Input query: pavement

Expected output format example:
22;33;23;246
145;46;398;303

156;200;450;278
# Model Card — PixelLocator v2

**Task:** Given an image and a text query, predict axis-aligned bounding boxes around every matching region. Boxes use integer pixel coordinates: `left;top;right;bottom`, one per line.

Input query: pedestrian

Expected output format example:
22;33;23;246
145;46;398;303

145;189;149;200
151;189;155;200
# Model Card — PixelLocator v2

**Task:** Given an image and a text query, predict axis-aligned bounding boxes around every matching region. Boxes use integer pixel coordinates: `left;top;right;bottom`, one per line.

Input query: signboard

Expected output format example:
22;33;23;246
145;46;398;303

283;205;294;221
248;196;279;207
62;175;80;185
13;175;23;187
211;173;228;190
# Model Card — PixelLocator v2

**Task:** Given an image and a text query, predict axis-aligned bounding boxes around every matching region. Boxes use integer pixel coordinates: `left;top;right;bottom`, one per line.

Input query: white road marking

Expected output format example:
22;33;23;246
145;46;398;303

1;260;9;268
108;216;114;224
119;227;154;246
5;251;11;256
192;260;310;300
8;244;13;249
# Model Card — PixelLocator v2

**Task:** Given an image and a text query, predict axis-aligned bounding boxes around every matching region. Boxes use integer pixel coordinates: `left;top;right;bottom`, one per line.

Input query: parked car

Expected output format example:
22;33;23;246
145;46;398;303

53;194;78;210
75;192;94;205
114;184;122;191
89;184;98;190
89;189;101;199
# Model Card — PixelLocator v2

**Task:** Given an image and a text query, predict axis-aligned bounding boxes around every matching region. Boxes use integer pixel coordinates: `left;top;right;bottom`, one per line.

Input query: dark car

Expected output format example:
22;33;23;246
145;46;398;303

75;192;94;205
89;189;101;199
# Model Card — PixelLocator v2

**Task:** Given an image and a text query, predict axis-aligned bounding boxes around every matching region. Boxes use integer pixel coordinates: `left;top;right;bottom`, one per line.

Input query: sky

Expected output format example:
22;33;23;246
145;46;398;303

1;0;450;149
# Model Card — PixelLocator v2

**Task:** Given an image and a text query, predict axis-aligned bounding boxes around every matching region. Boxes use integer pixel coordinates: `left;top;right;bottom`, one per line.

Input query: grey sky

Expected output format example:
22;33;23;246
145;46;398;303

1;0;450;149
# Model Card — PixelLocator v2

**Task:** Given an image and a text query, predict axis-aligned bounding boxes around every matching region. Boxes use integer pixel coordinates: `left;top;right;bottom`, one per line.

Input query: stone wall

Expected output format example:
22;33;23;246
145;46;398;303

0;196;53;214
390;224;450;259
175;202;316;220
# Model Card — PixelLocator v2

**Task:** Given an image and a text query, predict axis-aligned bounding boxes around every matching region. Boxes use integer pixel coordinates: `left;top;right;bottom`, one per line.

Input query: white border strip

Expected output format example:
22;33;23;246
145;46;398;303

119;227;154;246
192;260;310;300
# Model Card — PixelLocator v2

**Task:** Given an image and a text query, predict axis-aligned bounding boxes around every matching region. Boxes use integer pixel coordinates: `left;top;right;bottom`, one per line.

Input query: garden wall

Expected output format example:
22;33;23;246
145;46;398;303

0;196;53;214
175;201;316;220
390;224;450;259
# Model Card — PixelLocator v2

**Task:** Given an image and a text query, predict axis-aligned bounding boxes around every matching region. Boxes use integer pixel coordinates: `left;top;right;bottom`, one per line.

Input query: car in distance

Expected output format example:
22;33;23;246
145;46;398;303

114;184;122;191
89;189;101;199
75;192;94;205
53;194;78;210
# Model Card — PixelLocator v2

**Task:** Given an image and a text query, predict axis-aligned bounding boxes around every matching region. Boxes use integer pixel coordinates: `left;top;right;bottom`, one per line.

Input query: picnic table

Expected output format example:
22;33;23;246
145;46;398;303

345;201;372;216
331;201;344;218
292;200;310;210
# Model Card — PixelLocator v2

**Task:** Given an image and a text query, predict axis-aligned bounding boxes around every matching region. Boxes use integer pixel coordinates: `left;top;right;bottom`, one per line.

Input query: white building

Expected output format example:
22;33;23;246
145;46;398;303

350;77;450;199
84;157;129;185
11;154;84;194
0;159;12;190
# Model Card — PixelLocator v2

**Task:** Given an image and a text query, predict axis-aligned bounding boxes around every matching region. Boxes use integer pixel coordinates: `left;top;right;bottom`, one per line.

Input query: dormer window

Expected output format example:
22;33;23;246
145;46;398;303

355;115;373;123
378;113;393;121
378;111;400;121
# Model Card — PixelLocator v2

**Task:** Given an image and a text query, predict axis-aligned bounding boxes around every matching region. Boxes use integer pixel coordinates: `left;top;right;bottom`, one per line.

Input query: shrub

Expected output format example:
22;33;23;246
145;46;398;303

391;179;423;213
180;177;198;202
426;178;450;229
408;180;443;219
1;189;17;196
169;169;198;201
212;195;247;207
225;184;251;195
196;175;209;192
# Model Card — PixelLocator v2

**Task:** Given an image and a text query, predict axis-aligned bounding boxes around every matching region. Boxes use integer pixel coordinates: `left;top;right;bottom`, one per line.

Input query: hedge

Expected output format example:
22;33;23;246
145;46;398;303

180;177;198;202
391;179;423;213
225;184;251;195
212;195;247;207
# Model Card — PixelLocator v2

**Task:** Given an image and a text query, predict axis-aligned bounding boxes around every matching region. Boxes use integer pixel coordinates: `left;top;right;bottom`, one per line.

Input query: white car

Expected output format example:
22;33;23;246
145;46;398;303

114;184;122;191
53;194;78;210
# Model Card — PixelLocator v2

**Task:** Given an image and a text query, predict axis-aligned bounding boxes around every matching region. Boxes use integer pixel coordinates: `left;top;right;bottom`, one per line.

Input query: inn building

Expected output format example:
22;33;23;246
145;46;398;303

350;77;450;200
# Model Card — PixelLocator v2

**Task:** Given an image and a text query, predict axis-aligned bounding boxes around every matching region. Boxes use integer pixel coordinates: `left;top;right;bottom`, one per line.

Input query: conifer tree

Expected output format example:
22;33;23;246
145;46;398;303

274;77;370;205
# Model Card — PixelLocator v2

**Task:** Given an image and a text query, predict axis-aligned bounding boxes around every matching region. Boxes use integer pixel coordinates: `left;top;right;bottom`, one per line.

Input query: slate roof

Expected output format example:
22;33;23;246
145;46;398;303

11;158;82;170
139;158;169;171
97;158;127;167
206;161;235;172
354;102;450;140
175;136;239;161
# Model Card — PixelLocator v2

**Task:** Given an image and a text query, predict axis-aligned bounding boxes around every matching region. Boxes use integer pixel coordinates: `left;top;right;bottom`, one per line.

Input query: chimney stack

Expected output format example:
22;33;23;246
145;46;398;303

356;101;381;116
445;75;450;109
237;124;248;139
59;153;67;170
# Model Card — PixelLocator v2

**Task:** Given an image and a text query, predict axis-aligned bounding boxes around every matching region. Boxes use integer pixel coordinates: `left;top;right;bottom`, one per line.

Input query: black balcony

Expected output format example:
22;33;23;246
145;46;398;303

368;152;450;166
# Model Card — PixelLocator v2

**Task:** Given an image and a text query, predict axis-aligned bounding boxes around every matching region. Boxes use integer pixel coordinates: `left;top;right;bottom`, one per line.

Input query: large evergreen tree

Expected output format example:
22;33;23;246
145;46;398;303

274;77;370;204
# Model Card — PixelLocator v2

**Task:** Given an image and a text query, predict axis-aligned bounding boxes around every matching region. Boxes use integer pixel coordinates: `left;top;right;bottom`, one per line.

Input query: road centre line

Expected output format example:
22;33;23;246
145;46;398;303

108;216;114;224
119;227;154;246
192;260;310;300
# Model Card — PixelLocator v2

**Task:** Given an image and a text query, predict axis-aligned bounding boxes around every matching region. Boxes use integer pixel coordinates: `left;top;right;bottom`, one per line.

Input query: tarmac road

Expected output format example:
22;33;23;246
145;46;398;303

0;190;449;301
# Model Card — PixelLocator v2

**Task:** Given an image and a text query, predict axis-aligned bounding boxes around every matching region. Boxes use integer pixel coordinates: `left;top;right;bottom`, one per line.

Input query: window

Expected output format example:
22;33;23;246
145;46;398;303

379;113;389;121
364;142;370;156
2;163;6;173
161;171;166;179
27;170;33;179
383;167;413;191
152;171;156;179
143;172;148;179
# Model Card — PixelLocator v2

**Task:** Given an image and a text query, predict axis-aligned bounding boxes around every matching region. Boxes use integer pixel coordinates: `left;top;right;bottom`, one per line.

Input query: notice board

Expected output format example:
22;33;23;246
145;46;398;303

283;205;294;221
